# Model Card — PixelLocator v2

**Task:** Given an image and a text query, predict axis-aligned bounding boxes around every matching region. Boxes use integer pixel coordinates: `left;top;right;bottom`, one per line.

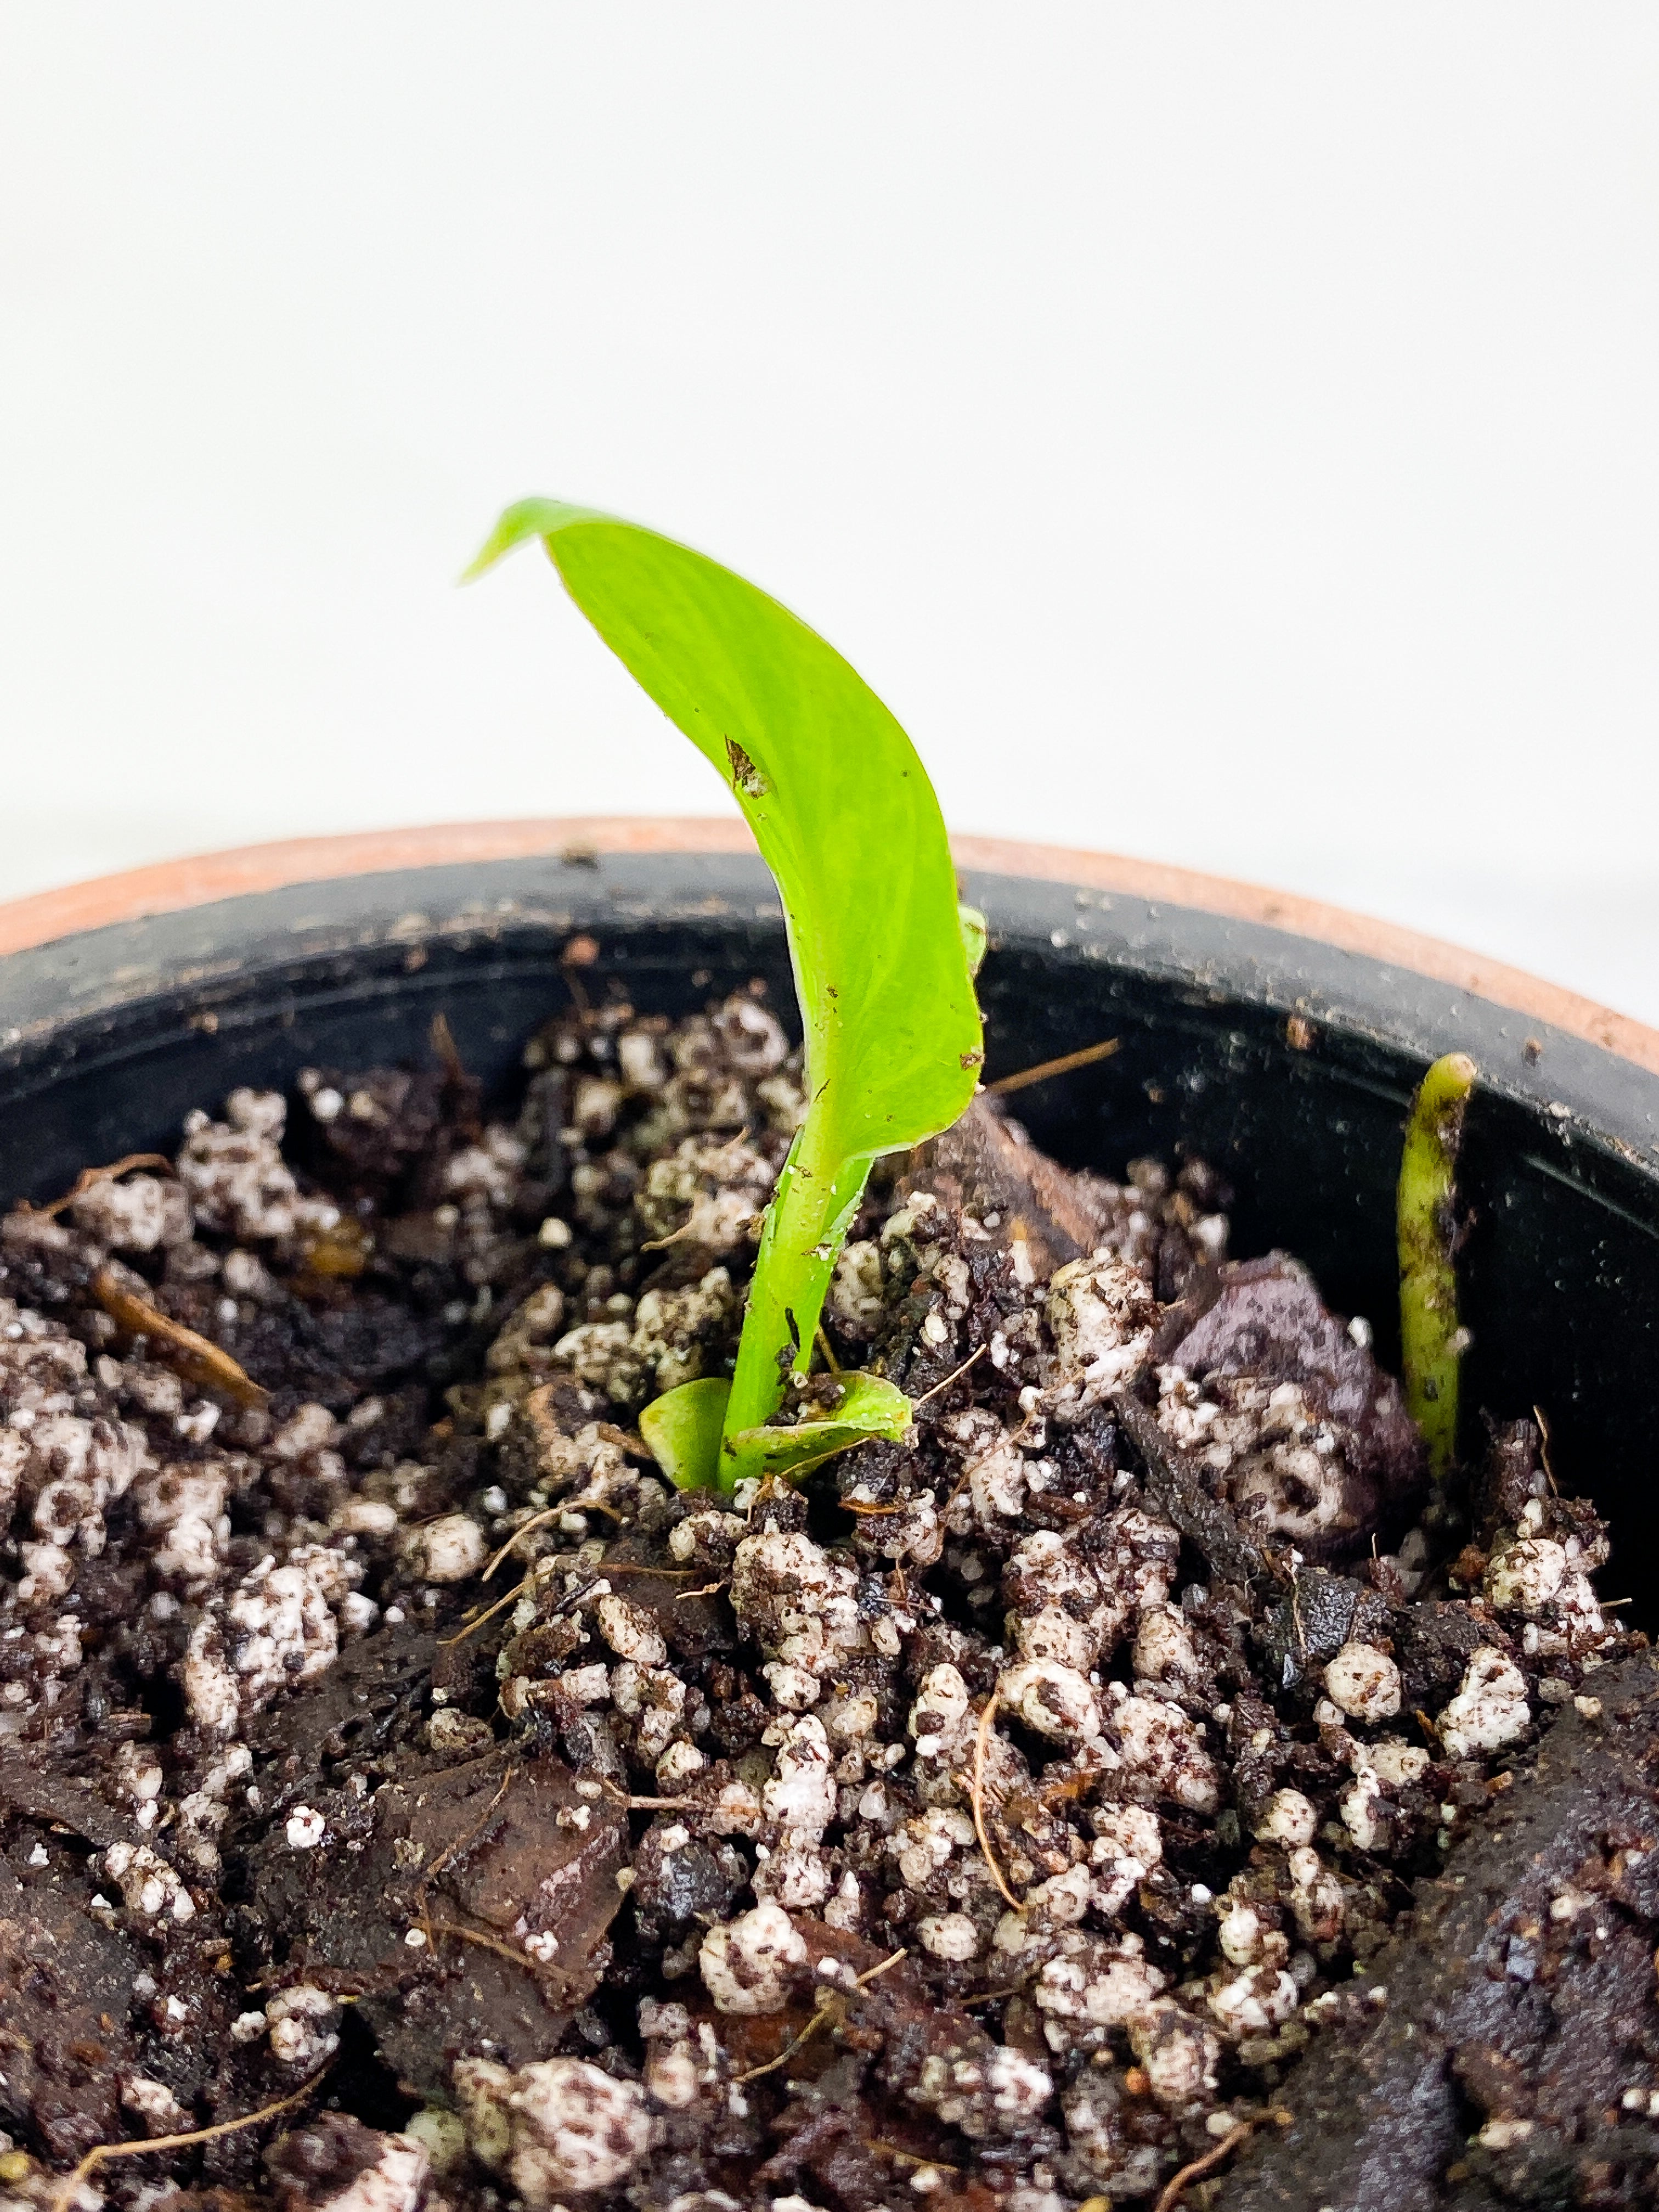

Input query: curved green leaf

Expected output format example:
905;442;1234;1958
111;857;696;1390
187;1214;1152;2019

466;500;981;1169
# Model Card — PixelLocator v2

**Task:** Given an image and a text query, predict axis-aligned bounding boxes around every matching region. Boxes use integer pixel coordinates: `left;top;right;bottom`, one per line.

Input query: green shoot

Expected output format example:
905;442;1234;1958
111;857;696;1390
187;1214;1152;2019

1397;1051;1476;1481
468;500;983;1493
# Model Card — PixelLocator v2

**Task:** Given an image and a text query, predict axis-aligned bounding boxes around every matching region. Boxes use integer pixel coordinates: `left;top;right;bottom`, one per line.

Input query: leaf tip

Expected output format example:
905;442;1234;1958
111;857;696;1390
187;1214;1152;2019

459;496;608;586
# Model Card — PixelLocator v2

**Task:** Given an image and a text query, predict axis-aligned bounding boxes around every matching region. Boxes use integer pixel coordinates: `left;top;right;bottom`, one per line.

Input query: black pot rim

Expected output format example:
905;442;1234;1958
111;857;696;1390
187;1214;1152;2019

2;818;1656;1168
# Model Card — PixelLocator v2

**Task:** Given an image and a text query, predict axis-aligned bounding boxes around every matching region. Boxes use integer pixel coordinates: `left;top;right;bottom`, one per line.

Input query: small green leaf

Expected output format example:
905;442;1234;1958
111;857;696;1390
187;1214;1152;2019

639;1376;730;1492
723;1372;914;1485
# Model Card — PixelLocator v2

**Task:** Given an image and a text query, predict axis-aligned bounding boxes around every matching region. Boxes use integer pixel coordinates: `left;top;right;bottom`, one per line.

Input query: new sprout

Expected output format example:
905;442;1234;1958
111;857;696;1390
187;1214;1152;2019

1397;1050;1476;1481
468;499;982;1493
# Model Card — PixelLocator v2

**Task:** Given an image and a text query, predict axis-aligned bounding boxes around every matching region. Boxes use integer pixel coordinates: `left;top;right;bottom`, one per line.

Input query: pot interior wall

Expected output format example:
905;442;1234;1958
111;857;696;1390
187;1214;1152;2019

3;854;1656;1613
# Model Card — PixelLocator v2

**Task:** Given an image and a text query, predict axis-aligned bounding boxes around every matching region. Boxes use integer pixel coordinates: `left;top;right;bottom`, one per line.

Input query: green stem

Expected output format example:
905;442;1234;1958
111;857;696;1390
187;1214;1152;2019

1397;1051;1476;1481
720;1118;872;1479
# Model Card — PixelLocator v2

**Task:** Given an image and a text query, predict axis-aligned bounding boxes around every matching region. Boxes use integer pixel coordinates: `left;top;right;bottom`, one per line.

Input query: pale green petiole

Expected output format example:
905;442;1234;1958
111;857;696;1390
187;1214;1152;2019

721;1127;870;1442
1397;1051;1476;1481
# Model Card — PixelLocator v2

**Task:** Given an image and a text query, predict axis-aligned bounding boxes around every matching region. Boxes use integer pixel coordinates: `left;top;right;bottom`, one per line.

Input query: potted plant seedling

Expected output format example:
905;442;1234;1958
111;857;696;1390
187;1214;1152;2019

468;498;989;1497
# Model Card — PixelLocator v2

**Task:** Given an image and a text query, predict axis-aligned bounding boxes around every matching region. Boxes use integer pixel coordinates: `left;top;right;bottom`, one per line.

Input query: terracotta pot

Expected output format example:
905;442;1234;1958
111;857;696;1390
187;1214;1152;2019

2;817;1657;1585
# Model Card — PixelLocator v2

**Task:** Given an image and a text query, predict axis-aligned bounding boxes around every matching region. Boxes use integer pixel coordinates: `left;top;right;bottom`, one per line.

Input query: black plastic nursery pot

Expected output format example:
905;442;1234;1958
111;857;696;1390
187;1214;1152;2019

10;816;1659;2210
3;815;1659;1610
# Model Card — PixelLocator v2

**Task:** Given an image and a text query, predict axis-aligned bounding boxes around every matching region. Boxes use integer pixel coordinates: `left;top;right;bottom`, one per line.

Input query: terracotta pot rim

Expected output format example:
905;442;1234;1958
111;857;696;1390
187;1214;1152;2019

2;814;1655;1078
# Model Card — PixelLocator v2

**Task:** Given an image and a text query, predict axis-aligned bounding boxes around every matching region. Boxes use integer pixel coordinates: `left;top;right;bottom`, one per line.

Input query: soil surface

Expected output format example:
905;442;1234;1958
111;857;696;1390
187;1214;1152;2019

0;985;1649;2212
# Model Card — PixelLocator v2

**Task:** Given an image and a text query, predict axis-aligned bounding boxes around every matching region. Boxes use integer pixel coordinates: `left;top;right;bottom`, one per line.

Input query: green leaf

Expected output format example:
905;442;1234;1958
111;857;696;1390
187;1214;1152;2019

467;499;980;1160
639;1376;731;1492
469;499;983;1463
723;1372;915;1485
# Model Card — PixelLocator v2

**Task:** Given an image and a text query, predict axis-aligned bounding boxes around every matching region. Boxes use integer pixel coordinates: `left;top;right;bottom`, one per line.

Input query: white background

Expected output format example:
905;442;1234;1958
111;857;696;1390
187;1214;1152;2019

3;8;1656;1015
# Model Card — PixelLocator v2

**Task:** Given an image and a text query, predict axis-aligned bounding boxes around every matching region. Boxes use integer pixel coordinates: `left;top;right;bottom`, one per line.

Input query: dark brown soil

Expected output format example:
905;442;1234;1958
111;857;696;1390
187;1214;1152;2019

1226;1648;1659;2211
0;986;1647;2212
